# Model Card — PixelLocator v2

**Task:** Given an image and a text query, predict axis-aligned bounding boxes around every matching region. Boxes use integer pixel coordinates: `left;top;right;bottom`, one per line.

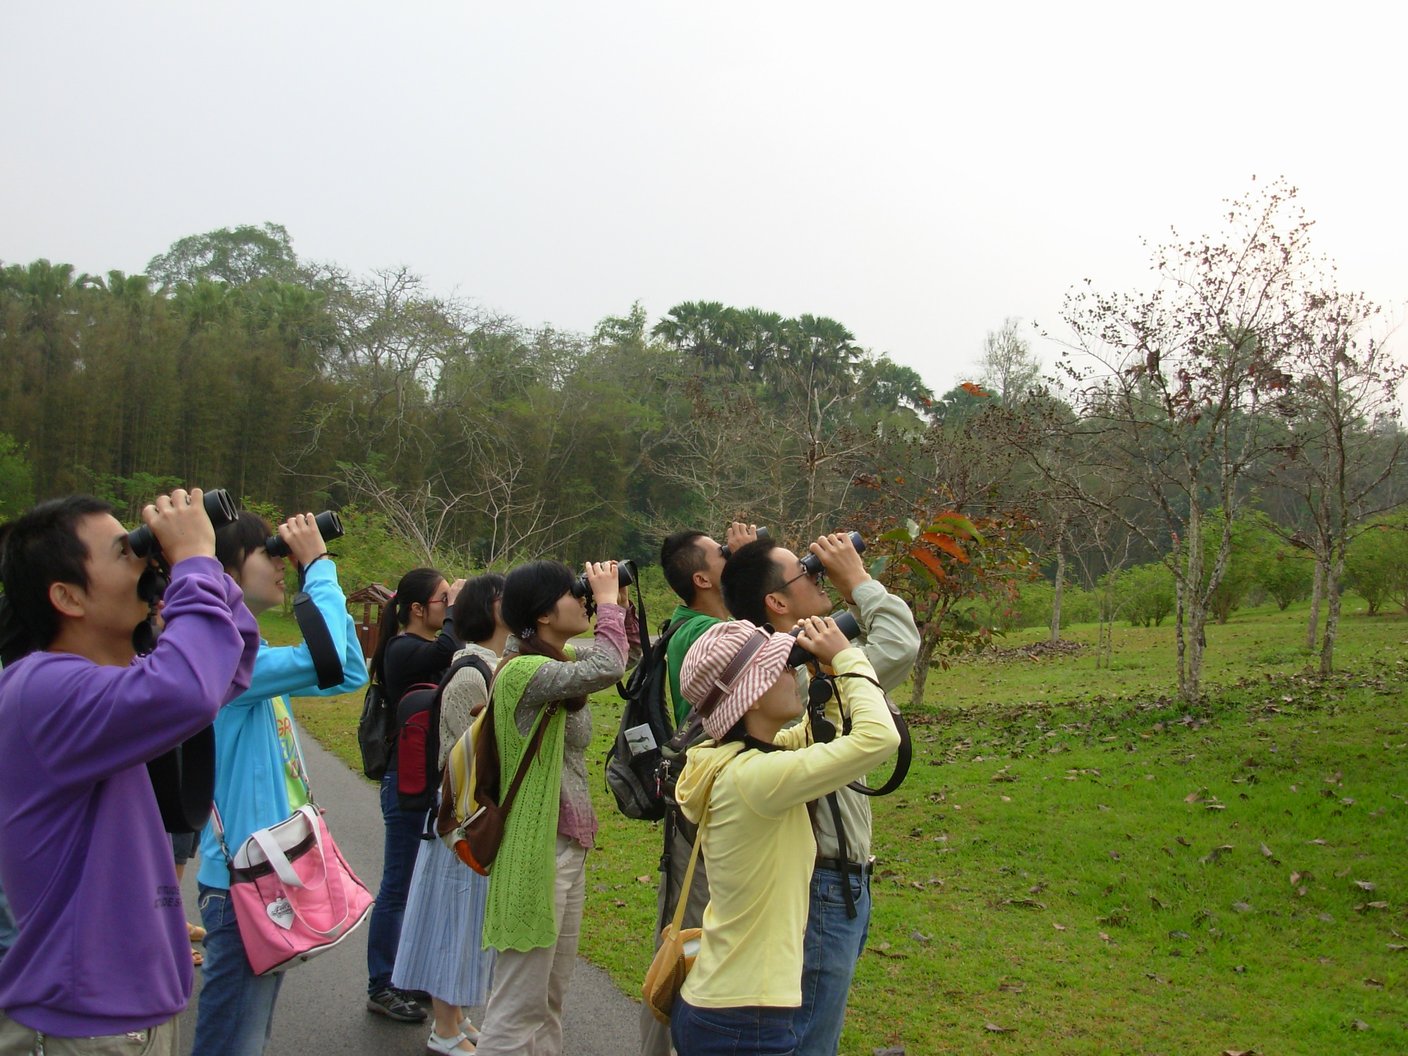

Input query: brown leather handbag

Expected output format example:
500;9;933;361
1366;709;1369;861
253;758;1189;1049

642;768;720;1023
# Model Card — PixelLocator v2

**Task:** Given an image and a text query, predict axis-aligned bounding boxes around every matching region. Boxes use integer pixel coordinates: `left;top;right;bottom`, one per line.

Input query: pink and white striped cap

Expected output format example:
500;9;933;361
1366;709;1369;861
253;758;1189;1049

680;620;795;739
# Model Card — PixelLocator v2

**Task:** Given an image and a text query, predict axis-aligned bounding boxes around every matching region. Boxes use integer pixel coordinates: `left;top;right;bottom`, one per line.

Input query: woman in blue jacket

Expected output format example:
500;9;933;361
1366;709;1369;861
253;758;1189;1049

192;511;368;1056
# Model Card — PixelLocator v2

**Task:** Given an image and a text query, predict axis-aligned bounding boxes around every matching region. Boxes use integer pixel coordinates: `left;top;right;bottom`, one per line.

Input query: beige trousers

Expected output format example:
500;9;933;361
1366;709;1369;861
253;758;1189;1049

474;836;588;1056
0;1013;176;1056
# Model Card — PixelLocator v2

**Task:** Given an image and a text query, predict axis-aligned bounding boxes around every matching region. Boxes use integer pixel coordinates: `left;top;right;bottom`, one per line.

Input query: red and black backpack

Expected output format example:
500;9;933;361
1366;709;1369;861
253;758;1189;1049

394;654;495;813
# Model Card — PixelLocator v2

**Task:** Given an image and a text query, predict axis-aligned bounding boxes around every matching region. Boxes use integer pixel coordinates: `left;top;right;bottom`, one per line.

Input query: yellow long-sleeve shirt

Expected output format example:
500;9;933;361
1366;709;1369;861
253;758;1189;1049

674;647;899;1009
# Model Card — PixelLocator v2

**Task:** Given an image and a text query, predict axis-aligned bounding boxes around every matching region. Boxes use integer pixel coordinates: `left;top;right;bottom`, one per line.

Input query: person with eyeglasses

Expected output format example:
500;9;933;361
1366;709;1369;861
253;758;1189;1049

720;533;919;1056
365;567;466;1024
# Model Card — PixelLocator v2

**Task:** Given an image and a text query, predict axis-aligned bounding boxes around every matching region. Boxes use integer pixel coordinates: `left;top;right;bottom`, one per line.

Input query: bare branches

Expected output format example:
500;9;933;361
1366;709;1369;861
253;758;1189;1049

1054;179;1331;700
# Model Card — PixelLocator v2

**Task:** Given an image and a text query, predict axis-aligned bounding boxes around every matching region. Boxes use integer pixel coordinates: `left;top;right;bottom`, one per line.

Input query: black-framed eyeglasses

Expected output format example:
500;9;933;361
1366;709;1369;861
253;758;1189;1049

777;565;824;591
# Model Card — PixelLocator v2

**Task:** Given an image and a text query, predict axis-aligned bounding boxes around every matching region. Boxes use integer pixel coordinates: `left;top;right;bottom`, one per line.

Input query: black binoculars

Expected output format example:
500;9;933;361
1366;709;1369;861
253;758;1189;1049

786;610;860;667
265;511;345;557
719;526;769;560
799;531;866;576
126;489;239;560
570;560;637;599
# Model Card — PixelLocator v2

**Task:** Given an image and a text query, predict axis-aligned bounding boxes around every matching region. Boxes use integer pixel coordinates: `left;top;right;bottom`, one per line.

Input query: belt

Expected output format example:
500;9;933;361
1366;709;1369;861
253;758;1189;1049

814;857;873;877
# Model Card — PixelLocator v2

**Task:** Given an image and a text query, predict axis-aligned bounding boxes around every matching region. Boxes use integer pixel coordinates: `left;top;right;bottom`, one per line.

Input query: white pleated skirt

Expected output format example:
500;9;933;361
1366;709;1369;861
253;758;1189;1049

392;833;496;1006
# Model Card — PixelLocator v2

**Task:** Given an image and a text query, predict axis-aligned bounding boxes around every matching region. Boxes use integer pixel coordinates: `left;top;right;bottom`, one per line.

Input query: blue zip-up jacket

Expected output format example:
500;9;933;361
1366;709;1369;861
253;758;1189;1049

198;559;368;889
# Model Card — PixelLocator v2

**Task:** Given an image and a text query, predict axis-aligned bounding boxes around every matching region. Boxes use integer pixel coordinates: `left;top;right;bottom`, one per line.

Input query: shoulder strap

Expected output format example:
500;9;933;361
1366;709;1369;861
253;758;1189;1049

292;590;343;690
498;703;558;813
457;653;495;689
667;759;730;931
436;652;486;697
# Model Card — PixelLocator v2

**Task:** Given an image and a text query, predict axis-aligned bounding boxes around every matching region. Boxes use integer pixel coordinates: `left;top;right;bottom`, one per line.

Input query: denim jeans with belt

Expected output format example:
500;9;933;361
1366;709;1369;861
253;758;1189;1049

671;1000;797;1056
365;771;424;992
190;883;283;1056
790;865;871;1056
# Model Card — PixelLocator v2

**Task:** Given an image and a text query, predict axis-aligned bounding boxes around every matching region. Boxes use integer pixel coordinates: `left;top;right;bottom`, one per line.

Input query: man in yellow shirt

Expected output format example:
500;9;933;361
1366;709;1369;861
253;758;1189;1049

720;532;919;1056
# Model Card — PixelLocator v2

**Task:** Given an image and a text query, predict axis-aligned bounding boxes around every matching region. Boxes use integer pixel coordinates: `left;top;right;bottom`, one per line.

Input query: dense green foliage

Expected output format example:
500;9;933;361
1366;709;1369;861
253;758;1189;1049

0;246;934;567
1344;514;1408;615
4;192;1405;689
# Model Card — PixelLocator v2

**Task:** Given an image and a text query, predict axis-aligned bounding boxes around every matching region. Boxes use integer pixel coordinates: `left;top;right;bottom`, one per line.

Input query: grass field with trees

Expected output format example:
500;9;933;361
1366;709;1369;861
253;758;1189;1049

283;596;1408;1056
9;174;1404;1053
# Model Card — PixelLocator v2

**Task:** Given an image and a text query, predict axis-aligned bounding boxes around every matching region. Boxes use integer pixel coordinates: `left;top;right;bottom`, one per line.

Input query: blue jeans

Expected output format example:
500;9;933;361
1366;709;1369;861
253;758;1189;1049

790;866;871;1056
366;771;424;992
191;883;284;1056
672;1000;796;1056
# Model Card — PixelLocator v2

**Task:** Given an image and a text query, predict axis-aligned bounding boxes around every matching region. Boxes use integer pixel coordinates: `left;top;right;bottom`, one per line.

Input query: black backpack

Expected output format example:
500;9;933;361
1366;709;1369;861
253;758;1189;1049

357;681;392;780
607;617;707;821
395;654;495;812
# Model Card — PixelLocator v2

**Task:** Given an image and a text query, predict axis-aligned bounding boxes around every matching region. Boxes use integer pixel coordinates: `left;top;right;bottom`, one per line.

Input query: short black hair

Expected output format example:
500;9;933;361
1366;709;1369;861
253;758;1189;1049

0;494;114;656
500;560;575;639
453;572;506;643
720;538;787;627
660;530;709;605
214;511;275;576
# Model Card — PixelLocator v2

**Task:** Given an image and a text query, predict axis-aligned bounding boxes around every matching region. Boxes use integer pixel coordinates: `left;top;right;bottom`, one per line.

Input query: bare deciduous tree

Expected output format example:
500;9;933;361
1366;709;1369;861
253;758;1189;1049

1056;179;1316;702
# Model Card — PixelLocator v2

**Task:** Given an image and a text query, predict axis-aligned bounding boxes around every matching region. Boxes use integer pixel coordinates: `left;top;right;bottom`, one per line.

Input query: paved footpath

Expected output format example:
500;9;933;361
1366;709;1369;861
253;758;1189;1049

178;723;640;1055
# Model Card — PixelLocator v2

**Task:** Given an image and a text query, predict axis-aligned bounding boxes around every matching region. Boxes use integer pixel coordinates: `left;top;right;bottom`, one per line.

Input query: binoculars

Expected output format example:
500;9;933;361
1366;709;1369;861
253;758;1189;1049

719;526;769;560
569;559;638;600
265;511;345;557
800;531;866;576
126;489;239;560
786;610;860;667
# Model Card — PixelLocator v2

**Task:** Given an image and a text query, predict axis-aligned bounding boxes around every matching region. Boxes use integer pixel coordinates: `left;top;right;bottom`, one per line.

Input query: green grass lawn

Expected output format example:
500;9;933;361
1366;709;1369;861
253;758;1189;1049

282;599;1408;1055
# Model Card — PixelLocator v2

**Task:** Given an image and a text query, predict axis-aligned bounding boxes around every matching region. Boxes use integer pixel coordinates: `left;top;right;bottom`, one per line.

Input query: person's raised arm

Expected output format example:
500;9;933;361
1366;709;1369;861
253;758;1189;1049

741;620;898;815
518;562;630;707
28;490;259;783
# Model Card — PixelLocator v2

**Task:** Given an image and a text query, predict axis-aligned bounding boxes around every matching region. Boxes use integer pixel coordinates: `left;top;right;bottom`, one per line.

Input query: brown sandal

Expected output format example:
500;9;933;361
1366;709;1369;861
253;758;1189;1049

191;946;204;967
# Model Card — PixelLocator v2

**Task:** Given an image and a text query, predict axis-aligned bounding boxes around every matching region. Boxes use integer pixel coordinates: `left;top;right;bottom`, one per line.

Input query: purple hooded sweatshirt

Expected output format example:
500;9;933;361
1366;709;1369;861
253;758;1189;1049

0;556;259;1036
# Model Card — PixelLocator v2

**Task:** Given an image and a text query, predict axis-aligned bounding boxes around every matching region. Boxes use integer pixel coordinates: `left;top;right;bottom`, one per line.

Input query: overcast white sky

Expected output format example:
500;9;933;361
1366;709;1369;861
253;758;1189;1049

3;2;1404;396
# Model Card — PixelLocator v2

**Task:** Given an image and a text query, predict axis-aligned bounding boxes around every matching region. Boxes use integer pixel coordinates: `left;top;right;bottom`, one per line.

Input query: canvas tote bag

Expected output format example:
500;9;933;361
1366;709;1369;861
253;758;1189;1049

213;716;373;974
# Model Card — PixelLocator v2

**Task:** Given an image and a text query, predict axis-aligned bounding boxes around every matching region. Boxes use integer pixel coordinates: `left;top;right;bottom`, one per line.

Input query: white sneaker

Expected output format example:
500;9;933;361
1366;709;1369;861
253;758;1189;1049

426;1029;474;1054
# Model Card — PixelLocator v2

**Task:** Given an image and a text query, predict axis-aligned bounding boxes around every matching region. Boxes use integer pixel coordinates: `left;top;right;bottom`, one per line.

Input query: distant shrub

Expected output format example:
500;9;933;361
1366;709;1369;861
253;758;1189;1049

1109;562;1175;627
1345;517;1408;615
1005;579;1100;630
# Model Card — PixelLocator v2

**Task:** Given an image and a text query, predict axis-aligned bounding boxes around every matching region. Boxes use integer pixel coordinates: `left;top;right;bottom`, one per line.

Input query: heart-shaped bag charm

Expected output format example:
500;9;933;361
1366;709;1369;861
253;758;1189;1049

266;896;294;930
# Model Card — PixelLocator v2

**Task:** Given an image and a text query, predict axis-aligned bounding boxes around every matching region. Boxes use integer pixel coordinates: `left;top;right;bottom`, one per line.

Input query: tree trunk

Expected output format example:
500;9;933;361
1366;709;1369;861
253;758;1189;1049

1174;575;1187;700
1096;615;1112;668
1050;544;1065;643
1320;547;1345;676
909;631;937;710
1306;557;1324;651
1175;510;1202;703
1184;597;1207;702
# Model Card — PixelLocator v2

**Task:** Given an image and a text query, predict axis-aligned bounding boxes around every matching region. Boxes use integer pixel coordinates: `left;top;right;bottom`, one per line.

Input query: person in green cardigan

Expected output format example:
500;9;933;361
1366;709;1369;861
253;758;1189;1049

475;559;639;1056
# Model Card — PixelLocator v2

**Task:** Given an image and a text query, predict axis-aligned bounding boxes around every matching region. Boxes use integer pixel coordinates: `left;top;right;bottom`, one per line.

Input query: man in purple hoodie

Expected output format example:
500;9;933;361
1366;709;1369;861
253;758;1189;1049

0;490;259;1054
